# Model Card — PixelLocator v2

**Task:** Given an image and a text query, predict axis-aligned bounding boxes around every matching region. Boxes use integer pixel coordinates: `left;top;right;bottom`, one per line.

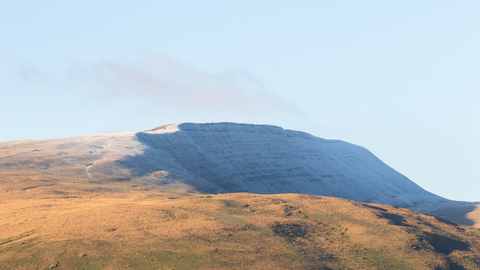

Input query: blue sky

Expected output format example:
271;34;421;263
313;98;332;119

1;1;479;201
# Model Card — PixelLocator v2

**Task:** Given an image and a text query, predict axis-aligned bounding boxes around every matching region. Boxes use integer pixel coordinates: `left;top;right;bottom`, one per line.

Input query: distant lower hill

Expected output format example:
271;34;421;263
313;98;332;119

0;122;479;227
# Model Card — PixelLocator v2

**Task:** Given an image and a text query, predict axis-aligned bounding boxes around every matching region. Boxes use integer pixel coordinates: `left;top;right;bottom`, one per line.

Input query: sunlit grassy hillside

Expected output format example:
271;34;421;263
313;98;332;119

2;180;480;270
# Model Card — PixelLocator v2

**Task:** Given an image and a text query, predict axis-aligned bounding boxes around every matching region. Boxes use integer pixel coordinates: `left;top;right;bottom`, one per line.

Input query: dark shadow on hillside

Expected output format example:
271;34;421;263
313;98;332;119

379;212;412;227
361;204;387;212
442;261;466;270
422;232;469;255
271;221;309;242
113;130;231;194
116;127;480;228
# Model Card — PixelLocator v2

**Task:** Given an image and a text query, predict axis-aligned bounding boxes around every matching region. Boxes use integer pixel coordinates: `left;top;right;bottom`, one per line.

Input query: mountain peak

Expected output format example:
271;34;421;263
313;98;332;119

1;122;444;207
6;122;476;225
128;122;444;207
147;122;285;133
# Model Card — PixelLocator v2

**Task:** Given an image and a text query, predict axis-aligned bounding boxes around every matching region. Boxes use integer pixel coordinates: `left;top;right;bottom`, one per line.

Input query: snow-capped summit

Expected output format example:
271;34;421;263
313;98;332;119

132;122;445;207
0;122;446;208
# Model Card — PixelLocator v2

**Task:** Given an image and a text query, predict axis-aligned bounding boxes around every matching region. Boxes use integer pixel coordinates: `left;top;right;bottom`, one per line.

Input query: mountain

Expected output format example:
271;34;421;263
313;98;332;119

3;122;480;269
0;122;478;226
136;123;445;206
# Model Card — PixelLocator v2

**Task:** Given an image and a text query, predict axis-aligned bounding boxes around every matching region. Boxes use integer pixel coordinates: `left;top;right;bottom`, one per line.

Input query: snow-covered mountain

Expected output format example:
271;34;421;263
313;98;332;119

0;122;446;208
132;123;445;207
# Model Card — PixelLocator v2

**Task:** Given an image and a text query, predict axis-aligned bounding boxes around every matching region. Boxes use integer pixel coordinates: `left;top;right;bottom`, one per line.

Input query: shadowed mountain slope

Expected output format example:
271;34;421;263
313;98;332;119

1;122;478;226
131;123;444;207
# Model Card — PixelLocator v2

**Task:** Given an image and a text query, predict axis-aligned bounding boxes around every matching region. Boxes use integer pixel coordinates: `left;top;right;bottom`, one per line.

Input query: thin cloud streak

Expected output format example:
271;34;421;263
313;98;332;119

85;52;304;116
1;57;50;84
17;64;49;84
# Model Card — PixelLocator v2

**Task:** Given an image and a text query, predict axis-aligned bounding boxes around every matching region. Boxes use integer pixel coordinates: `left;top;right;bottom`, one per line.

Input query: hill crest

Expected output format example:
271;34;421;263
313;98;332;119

1;122;478;227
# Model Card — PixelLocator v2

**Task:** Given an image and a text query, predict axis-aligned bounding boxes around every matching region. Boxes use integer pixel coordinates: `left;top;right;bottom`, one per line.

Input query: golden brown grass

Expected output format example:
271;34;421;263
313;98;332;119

2;178;480;270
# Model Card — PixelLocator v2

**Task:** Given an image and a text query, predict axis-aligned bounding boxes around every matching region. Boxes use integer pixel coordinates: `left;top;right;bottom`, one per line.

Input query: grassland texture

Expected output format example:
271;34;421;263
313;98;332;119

2;187;480;269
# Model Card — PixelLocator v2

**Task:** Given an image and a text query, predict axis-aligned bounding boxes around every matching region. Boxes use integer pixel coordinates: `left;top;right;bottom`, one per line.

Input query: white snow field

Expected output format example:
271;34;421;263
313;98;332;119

1;122;478;226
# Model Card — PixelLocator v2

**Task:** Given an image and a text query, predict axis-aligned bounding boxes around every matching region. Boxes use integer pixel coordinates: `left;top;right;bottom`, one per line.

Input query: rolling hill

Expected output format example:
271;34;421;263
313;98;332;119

1;122;478;226
1;122;480;269
2;190;480;269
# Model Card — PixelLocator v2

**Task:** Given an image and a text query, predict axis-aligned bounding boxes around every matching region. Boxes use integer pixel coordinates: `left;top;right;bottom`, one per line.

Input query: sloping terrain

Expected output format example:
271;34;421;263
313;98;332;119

134;123;444;207
1;186;480;270
0;123;443;205
0;122;478;227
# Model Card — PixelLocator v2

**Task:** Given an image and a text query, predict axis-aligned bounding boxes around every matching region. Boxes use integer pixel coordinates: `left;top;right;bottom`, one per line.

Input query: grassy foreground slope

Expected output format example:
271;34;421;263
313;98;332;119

1;182;480;270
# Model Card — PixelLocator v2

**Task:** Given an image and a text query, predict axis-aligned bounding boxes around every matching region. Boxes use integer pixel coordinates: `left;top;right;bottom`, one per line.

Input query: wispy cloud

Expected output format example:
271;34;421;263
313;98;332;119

17;64;49;84
71;51;304;116
3;57;50;84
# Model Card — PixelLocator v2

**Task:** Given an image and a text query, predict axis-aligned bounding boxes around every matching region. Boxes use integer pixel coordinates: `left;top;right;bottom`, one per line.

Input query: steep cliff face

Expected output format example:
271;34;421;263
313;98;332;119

130;122;444;207
0;122;445;207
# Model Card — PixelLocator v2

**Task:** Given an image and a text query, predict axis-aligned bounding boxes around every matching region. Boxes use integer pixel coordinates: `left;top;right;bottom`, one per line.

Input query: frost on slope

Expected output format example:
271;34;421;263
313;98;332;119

0;122;447;208
119;122;446;207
